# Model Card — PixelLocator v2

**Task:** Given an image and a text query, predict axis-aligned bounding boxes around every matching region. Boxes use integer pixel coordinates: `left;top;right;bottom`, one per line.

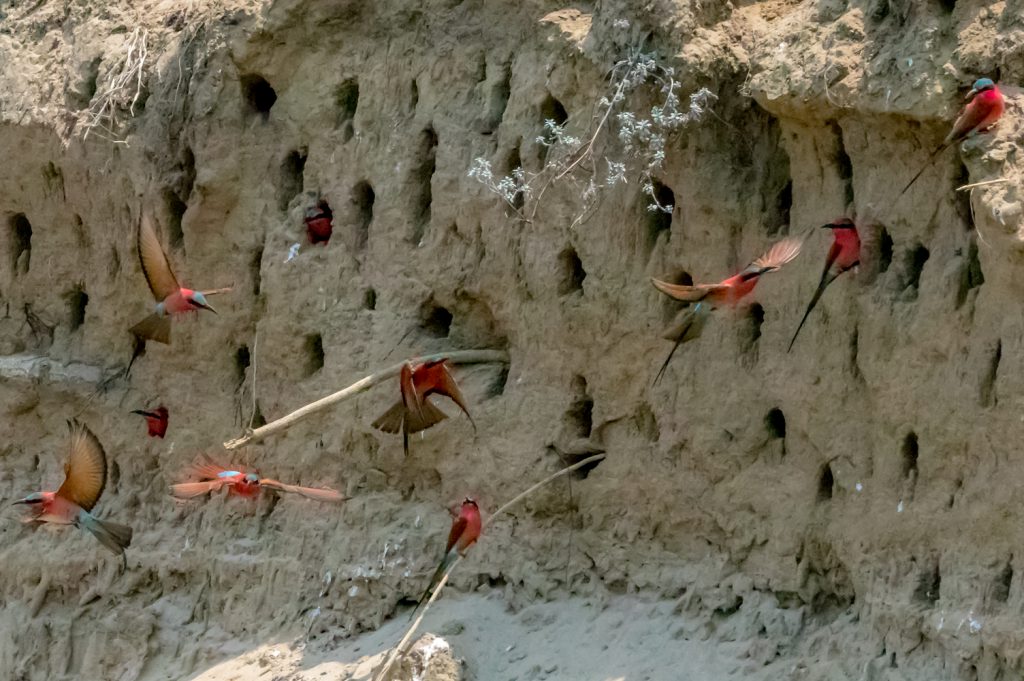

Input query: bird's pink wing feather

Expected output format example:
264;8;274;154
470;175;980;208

750;236;803;271
650;279;725;302
260;478;346;502
171;479;229;499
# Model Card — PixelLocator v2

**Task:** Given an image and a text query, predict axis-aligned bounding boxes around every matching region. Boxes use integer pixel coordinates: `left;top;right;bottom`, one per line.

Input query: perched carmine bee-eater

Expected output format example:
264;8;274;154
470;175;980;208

409;497;482;620
372;359;476;457
131;405;169;438
787;218;861;352
170;458;346;502
650;236;802;383
130;213;231;344
13;421;133;556
898;77;1005;199
305;201;333;245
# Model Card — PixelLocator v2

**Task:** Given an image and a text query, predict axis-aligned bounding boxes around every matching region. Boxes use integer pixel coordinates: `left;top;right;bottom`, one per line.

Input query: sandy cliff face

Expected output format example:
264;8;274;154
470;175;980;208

1;0;1024;679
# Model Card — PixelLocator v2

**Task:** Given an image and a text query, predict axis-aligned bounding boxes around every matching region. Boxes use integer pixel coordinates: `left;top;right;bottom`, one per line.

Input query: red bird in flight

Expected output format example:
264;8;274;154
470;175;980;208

409;497;482;620
130;213;231;345
131;405;169;438
170;458;346;503
898;77;1004;199
13;421;133;556
788;218;861;352
650;236;802;383
372;359;476;456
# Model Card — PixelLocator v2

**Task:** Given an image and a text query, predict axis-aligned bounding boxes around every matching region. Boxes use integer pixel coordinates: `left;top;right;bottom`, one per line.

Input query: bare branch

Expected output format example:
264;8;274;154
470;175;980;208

223;349;509;450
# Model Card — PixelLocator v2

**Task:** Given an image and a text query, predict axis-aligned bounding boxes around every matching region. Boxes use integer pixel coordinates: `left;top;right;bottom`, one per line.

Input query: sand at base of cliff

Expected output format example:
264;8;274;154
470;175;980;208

184;592;787;681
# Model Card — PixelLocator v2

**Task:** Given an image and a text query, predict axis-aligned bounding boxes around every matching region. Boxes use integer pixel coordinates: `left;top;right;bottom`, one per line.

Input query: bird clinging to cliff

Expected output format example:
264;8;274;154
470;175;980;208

372;359;476;457
787;218;861;352
650;236;803;383
131;405;169;438
170;458;346;503
130;212;232;345
897;77;1005;200
409;497;482;620
304;200;333;245
13;421;133;557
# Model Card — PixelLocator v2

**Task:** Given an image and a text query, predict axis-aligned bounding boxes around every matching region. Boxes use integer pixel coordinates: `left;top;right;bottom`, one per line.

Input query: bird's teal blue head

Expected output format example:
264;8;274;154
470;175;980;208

969;78;996;99
189;291;217;314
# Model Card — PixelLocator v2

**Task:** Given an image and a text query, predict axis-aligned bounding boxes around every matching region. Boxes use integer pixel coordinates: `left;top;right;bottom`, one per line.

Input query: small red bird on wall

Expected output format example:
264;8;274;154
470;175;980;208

897;77;1004;199
788;218;861;351
409;497;482;619
131;405;169;438
305;200;333;245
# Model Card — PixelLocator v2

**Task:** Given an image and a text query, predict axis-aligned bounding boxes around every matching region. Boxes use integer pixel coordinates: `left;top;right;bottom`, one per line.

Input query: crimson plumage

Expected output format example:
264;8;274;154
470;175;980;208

409;498;482;619
305;201;333;245
372;359;476;456
650;236;802;383
897;78;1004;199
13;421;133;556
787;218;861;352
170;458;346;503
131;405;169;438
130;212;231;345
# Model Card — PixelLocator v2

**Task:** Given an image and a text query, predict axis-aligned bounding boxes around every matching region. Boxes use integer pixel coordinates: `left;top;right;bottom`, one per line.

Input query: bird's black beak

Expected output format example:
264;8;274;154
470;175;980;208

966;88;979;101
12;498;30;505
820;223;835;230
130;410;148;416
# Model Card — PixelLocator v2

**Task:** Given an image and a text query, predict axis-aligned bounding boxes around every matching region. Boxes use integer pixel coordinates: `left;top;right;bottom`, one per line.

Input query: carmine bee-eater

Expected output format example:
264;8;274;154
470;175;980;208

13;421;133;556
898;77;1005;199
131;405;169;438
130;213;232;345
650;236;802;383
787;218;861;352
304;201;333;245
372;359;476;457
409;497;482;620
170;458;346;502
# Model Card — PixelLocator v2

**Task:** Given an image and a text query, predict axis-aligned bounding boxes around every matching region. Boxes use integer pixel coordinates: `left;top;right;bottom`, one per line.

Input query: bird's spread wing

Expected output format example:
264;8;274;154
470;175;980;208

445;517;468;555
405;398;448;434
170;479;230;499
187;455;240;482
138;213;179;301
56;421;108;512
372;401;406;433
431;362;476;430
650;279;725;302
260;479;346;502
199;287;234;297
749;236;802;272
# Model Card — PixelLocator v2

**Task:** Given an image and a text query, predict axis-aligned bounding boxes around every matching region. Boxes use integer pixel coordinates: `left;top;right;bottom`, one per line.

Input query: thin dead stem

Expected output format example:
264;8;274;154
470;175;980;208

372;453;606;681
223;349;509;450
82;27;148;143
956;178;1008;192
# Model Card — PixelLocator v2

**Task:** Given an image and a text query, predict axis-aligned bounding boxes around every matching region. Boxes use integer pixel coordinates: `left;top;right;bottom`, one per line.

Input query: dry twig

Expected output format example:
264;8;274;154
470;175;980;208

223;349;509;450
372;452;607;681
